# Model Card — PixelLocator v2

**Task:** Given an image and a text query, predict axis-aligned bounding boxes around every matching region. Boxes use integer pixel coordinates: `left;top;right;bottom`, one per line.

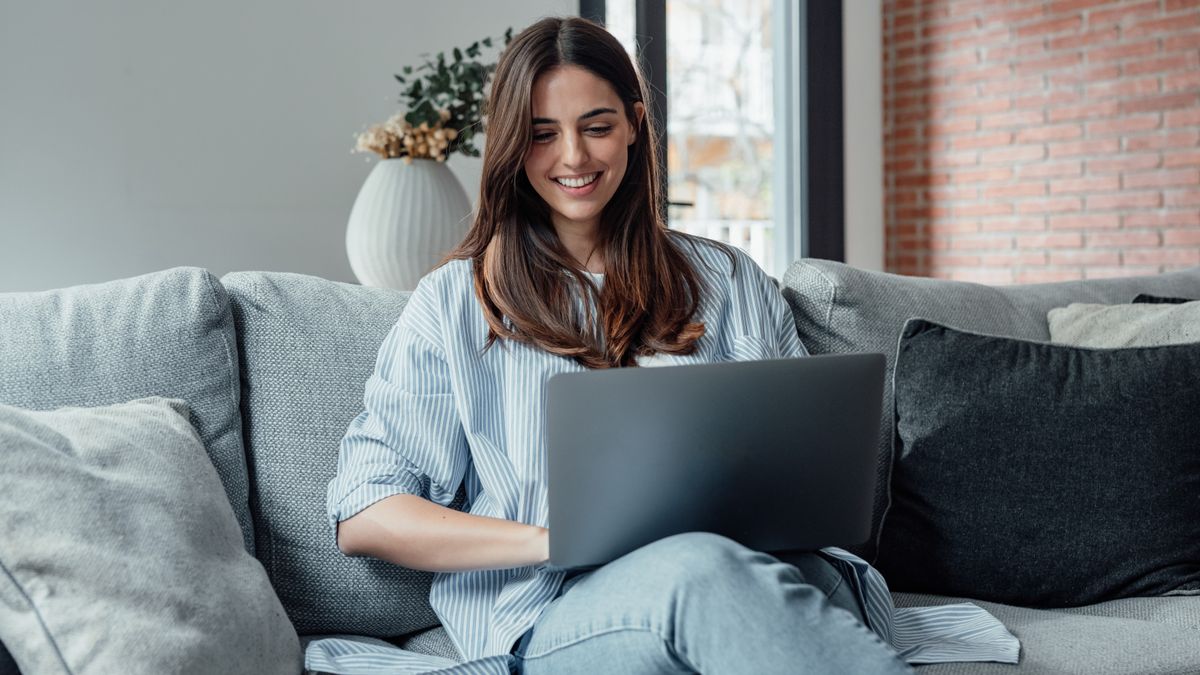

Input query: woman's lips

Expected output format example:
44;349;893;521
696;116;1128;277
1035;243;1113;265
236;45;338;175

552;171;602;197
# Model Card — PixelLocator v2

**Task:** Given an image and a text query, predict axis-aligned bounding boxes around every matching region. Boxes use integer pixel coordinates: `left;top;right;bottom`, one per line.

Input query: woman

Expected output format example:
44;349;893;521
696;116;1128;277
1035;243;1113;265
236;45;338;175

309;16;1016;675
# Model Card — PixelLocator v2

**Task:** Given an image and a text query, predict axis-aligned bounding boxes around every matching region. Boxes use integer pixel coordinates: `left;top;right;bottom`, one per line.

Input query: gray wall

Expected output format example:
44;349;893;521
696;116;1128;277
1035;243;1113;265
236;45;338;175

0;0;575;292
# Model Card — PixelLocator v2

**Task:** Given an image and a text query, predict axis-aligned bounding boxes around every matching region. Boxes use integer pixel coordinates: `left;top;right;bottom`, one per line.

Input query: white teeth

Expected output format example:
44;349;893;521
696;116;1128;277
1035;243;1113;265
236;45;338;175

554;172;599;188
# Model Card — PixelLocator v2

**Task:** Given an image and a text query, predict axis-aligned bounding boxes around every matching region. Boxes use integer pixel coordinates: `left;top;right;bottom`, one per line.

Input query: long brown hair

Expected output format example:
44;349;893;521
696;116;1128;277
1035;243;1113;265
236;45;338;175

441;16;737;369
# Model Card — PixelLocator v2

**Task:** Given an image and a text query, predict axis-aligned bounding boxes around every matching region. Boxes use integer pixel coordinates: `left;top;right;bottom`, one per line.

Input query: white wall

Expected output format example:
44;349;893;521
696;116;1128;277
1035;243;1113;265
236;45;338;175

0;0;574;292
842;0;885;272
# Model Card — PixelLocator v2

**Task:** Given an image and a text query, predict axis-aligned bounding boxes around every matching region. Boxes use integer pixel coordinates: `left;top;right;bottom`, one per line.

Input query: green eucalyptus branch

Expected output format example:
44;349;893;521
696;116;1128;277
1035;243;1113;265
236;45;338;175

356;28;513;162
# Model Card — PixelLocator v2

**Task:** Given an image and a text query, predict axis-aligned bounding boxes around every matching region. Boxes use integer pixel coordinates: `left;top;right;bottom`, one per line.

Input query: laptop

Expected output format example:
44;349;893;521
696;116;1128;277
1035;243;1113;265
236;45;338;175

545;352;885;570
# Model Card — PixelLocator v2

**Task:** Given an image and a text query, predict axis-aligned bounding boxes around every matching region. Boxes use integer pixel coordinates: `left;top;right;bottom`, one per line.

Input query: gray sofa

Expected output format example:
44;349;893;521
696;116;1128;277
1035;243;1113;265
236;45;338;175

2;260;1199;675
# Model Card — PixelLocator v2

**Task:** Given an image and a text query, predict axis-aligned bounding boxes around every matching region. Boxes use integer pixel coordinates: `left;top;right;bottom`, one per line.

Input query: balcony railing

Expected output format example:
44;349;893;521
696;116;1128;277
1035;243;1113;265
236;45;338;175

670;218;774;272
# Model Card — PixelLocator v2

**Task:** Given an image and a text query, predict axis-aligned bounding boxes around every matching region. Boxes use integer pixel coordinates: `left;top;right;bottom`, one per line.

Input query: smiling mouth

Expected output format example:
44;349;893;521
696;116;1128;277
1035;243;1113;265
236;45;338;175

553;172;601;188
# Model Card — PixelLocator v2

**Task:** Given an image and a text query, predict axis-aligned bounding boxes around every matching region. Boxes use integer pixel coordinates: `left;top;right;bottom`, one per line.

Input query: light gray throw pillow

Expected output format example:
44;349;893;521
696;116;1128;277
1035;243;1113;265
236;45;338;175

0;267;253;556
1049;301;1200;347
0;397;301;675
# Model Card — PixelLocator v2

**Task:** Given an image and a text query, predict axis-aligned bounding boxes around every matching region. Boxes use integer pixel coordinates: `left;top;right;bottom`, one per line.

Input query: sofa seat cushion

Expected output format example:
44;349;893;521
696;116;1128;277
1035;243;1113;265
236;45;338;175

304;594;1200;675
894;592;1200;674
221;271;466;638
781;260;1200;561
0;266;253;554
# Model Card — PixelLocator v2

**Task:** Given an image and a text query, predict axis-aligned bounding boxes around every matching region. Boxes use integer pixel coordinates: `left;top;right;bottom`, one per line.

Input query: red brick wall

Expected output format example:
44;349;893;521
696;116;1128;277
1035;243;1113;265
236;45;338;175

882;0;1200;283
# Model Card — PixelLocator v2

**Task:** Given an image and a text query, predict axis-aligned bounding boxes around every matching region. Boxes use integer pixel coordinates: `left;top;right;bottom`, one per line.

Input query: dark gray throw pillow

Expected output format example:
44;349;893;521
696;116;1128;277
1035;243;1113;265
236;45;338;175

1134;294;1196;304
875;318;1200;608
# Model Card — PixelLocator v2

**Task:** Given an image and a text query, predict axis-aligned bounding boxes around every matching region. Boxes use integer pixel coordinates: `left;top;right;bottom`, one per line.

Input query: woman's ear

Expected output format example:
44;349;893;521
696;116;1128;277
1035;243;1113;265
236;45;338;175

629;102;646;145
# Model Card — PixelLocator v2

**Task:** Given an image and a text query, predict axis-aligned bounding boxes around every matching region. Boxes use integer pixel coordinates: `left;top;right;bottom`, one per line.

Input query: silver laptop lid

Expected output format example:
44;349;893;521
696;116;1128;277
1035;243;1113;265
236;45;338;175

546;352;884;569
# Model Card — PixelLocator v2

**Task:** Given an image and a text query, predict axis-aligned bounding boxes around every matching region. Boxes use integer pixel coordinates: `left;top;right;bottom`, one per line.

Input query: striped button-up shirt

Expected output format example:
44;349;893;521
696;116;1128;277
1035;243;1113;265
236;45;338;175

306;236;1020;674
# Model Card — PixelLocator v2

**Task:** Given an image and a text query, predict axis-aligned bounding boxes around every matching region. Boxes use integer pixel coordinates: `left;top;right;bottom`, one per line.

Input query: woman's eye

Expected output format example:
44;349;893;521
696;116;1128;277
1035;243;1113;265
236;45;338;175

531;126;612;143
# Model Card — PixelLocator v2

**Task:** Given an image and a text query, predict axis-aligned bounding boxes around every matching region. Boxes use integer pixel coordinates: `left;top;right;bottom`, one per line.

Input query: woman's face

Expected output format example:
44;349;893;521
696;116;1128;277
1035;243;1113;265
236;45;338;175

524;65;645;235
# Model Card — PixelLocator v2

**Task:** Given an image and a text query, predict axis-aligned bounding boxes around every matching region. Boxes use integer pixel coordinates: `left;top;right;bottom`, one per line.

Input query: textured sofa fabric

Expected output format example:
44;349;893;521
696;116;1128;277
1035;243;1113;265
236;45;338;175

1048;300;1200;347
7;262;1200;675
310;591;1200;675
780;260;1200;563
893;593;1200;675
0;268;258;674
879;319;1200;606
221;271;464;638
0;267;254;553
0;397;301;675
781;260;1200;674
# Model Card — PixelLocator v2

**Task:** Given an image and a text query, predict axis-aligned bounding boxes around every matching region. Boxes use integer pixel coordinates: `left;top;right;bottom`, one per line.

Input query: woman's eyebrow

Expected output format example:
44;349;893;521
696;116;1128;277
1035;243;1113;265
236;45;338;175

531;107;619;125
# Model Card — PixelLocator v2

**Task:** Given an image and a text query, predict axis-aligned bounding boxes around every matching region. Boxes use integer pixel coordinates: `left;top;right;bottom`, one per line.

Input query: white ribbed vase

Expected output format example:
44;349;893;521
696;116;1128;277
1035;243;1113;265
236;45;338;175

345;158;472;290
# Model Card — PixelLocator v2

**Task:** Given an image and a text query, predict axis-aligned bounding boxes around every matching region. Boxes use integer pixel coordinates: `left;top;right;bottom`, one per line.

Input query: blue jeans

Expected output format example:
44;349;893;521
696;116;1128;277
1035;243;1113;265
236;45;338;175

510;532;913;674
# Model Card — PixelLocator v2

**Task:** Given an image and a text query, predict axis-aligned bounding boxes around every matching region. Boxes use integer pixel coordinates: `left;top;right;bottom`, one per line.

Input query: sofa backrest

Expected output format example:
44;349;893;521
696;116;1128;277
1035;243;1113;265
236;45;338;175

220;271;460;639
0;267;254;555
781;260;1200;562
222;262;1200;638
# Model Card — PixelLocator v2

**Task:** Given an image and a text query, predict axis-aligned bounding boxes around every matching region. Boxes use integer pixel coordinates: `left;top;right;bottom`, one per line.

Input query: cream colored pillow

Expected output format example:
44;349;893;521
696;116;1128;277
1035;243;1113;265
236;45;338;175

1048;301;1200;348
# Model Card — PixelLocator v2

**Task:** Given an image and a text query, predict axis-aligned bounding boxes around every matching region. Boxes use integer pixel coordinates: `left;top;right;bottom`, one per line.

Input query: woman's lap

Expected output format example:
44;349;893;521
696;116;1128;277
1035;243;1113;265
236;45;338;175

511;532;910;675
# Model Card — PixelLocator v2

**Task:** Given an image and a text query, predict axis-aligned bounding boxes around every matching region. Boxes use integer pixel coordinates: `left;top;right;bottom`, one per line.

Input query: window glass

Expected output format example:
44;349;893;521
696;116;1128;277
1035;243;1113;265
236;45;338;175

603;0;777;276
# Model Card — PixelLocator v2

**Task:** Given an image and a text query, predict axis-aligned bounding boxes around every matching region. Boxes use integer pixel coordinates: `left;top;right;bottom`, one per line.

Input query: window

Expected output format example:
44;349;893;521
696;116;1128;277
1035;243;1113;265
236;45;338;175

581;0;844;276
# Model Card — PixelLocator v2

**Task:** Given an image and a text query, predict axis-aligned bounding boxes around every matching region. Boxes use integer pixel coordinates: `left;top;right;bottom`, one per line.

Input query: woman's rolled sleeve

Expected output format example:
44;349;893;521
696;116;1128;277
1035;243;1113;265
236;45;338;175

729;250;810;361
326;288;470;548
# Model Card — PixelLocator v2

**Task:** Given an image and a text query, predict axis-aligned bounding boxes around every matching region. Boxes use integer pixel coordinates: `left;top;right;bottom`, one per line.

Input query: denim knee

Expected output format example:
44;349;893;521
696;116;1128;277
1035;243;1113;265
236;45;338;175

627;532;754;584
628;533;848;597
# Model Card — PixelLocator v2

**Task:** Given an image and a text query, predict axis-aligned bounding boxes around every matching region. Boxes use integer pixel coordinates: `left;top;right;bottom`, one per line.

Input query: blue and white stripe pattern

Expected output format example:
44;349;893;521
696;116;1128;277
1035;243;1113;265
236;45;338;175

306;235;1020;674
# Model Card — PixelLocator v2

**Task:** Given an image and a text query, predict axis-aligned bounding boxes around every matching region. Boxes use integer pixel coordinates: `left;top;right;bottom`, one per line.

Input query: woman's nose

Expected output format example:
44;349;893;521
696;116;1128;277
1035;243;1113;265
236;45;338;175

561;132;590;168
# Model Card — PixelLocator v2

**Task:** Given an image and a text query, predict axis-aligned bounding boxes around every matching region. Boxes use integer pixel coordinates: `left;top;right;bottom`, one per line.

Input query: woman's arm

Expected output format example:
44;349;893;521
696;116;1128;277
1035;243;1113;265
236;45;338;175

337;494;550;572
329;271;551;572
